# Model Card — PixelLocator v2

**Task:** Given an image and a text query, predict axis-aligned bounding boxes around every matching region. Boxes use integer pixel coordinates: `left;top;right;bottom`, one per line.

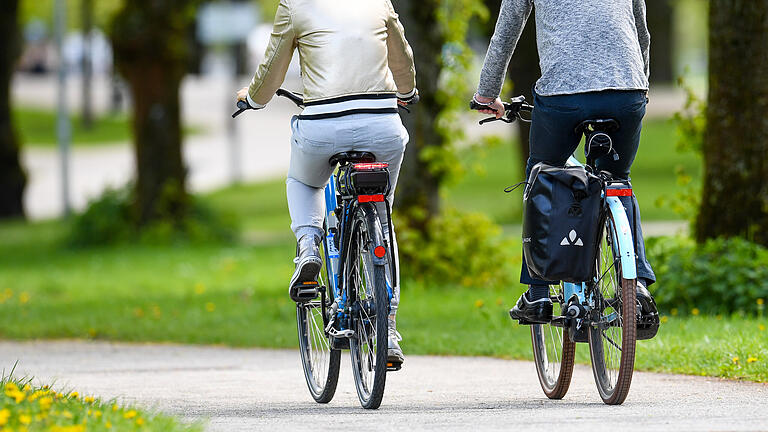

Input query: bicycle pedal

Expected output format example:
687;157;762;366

292;282;319;302
330;337;349;350
386;361;402;372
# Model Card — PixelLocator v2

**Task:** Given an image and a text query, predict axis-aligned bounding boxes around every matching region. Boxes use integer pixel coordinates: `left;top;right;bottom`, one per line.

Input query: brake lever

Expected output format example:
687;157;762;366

479;115;515;125
232;100;250;118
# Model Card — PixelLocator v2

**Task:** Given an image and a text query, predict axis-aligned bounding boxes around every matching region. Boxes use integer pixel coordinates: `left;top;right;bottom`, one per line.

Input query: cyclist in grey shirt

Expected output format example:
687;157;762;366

474;0;658;329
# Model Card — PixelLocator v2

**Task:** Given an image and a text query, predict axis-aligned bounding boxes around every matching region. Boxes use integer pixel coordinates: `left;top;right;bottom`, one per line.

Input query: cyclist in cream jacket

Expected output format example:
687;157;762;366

237;0;417;367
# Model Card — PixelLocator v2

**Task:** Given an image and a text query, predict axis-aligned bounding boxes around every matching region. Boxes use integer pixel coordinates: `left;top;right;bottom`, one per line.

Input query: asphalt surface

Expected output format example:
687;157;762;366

1;341;766;431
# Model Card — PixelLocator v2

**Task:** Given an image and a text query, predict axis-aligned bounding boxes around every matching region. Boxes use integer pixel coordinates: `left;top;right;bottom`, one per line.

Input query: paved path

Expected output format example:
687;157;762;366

1;341;766;431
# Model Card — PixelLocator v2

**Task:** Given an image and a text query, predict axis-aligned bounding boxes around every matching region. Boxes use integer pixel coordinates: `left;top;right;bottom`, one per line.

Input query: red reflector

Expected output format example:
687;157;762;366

353;162;389;170
374;246;387;258
606;188;633;197
358;194;385;203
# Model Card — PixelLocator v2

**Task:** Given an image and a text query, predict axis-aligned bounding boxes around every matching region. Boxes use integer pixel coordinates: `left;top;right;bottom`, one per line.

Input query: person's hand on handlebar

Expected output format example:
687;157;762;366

236;87;264;109
397;88;419;107
473;93;505;119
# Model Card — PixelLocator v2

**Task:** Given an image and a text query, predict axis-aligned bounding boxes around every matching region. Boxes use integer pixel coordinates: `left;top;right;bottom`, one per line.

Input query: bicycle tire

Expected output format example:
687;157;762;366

297;232;341;403
588;211;637;405
347;203;388;409
531;283;576;399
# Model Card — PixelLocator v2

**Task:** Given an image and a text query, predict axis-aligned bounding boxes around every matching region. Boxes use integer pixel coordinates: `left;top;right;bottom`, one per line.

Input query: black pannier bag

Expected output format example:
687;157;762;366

522;162;602;283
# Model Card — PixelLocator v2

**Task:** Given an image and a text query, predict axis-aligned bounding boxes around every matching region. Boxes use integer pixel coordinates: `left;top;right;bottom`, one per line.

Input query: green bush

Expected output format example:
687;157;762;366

68;187;238;246
395;208;518;288
647;236;768;316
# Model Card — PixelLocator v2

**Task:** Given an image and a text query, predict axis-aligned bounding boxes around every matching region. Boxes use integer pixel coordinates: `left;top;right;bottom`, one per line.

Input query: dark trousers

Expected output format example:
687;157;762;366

520;89;656;286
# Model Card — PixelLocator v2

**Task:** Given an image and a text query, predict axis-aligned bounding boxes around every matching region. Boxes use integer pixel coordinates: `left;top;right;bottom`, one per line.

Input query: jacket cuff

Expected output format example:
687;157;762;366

396;88;416;99
247;93;266;109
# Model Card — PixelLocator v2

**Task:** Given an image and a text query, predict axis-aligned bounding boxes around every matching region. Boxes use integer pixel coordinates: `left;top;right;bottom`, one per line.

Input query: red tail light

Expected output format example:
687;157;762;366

358;194;385;203
606;188;633;197
374;246;387;258
353;162;389;170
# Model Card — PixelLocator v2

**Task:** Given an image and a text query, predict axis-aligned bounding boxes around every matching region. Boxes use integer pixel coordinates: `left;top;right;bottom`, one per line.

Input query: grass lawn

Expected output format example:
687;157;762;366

1;376;199;431
1;180;765;383
444;118;701;223
13;107;203;147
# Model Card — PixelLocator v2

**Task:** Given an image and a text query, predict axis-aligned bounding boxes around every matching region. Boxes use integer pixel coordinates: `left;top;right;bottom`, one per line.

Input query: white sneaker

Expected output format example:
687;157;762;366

387;317;404;369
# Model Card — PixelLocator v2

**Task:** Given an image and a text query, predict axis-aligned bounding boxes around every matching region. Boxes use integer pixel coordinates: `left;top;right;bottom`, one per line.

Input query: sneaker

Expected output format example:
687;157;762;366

509;291;553;324
288;234;322;303
636;280;660;340
386;316;404;371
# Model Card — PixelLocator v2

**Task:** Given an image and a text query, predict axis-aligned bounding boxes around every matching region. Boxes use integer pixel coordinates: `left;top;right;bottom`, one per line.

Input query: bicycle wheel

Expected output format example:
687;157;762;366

297;232;341;403
588;211;637;405
347;204;388;409
530;283;576;399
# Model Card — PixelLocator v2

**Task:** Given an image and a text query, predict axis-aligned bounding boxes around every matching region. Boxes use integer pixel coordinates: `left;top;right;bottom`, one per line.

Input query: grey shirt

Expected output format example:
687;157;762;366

477;0;650;97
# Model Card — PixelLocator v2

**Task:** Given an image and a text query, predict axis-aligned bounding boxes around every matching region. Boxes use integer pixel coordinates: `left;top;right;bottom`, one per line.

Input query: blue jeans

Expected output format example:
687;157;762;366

520;89;656;286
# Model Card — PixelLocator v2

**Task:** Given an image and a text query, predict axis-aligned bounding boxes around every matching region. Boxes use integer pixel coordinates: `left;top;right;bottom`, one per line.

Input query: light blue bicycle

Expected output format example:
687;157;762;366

473;97;642;405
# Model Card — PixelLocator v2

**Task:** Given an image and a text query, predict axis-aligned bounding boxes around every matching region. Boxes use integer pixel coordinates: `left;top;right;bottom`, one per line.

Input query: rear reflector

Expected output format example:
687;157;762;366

374;246;387;258
358;194;385;203
606;188;632;197
353;162;389;170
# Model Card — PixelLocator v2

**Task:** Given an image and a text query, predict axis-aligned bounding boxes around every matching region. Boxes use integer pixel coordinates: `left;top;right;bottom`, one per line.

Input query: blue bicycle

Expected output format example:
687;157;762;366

473;97;641;405
234;89;402;409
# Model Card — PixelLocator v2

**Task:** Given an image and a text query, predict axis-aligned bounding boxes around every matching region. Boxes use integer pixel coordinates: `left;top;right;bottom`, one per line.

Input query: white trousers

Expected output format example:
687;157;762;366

286;113;408;314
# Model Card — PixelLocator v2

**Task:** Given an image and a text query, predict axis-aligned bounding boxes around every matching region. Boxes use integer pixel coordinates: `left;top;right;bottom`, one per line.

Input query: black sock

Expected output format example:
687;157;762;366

528;284;550;301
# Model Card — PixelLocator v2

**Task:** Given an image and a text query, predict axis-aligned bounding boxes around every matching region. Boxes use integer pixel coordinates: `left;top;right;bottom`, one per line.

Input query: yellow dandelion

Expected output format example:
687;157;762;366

112;404;119;412
671;308;678;316
0;408;10;426
205;302;216;312
133;307;145;318
84;396;95;403
474;299;484;308
136;418;145;426
124;410;138;419
691;308;700;316
757;298;764;306
62;410;73;419
19;292;30;304
5;382;18;392
69;391;79;399
732;356;740;364
660;316;669;324
759;324;766;331
39;396;53;410
19;414;31;425
106;421;113;429
194;283;206;295
22;384;31;392
747;357;758;364
94;410;102;418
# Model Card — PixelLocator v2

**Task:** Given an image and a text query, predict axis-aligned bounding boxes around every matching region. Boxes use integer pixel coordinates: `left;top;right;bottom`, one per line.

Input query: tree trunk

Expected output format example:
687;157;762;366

0;0;27;219
647;0;674;84
696;1;768;246
391;0;443;229
111;1;197;226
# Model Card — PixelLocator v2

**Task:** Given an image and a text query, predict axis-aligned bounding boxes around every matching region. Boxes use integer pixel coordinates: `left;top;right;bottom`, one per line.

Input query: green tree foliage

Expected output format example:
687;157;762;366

0;0;27;219
697;1;768;246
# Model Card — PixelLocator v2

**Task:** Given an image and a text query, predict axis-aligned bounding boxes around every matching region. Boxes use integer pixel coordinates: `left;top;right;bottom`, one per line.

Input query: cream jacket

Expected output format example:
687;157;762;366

247;0;416;109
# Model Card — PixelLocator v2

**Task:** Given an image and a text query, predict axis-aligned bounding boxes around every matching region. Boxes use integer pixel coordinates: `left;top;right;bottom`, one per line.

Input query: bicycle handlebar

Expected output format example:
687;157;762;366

470;95;533;125
233;88;418;118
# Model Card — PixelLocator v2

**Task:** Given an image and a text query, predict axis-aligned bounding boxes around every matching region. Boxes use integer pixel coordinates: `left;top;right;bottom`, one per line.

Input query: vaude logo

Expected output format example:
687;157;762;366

560;229;584;247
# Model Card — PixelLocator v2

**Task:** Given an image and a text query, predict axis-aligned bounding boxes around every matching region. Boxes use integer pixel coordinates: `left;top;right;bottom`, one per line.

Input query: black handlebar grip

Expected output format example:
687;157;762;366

469;100;496;112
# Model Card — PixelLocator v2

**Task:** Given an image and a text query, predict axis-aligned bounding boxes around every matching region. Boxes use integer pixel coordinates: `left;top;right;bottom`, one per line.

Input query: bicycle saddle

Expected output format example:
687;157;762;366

575;118;620;135
329;151;376;166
